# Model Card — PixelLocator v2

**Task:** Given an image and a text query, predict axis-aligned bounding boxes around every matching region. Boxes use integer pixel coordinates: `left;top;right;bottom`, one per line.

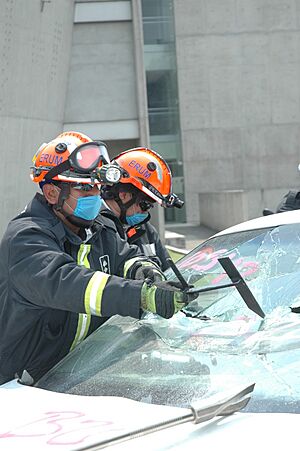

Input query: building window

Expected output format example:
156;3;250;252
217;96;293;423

147;70;179;135
142;0;186;223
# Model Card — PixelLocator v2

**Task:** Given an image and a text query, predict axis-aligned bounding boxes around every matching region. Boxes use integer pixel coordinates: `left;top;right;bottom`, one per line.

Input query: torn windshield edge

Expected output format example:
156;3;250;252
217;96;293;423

168;256;265;319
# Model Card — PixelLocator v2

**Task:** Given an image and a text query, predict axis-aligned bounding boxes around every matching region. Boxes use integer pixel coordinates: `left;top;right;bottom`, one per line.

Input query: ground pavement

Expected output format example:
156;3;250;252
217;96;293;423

165;223;217;252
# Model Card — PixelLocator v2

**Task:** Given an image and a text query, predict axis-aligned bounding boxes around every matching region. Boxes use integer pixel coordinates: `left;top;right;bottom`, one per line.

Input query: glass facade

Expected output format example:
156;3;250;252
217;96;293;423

141;0;186;223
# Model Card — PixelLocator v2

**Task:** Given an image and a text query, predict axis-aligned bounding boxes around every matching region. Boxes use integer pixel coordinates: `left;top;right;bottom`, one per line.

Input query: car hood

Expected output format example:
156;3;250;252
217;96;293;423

0;379;298;451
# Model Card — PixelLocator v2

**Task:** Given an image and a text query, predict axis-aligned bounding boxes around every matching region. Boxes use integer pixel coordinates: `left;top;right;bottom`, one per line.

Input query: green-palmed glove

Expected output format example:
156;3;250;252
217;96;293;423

141;280;198;319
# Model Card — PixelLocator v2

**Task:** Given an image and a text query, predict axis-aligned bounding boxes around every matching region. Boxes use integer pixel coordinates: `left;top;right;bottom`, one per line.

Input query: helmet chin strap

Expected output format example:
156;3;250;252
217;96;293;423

49;182;70;212
52;183;94;229
102;184;147;224
115;195;137;224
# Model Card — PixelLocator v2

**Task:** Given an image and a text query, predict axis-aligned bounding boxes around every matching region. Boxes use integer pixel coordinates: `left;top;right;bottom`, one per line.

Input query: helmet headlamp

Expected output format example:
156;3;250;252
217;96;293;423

98;165;123;184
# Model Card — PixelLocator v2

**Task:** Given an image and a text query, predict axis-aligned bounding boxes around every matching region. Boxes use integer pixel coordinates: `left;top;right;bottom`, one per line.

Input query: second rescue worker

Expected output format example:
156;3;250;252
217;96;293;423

100;147;184;271
0;131;197;384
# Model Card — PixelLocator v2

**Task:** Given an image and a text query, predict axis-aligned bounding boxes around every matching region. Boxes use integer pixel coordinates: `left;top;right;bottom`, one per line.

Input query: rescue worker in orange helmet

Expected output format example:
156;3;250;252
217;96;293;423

100;147;184;271
0;132;197;385
262;164;300;216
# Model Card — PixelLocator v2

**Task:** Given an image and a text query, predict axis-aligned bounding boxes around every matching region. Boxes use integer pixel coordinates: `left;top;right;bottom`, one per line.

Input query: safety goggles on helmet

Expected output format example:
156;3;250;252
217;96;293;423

32;139;122;185
44;141;111;181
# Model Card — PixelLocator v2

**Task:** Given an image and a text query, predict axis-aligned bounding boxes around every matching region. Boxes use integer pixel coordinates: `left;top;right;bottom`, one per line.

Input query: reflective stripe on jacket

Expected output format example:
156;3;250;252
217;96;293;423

0;194;144;382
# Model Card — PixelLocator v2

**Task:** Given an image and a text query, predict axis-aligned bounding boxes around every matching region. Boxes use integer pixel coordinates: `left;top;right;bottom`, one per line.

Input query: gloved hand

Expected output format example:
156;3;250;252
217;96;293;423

134;264;166;282
124;257;166;282
141;280;198;319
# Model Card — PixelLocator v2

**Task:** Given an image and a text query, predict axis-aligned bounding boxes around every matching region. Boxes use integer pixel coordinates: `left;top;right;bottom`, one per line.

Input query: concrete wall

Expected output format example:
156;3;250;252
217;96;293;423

64;0;149;144
199;187;295;231
64;1;168;238
64;19;138;138
174;0;300;229
0;0;74;237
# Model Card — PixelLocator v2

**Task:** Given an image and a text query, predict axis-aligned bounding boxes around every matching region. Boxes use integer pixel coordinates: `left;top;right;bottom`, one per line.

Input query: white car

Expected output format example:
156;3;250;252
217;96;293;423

1;210;300;451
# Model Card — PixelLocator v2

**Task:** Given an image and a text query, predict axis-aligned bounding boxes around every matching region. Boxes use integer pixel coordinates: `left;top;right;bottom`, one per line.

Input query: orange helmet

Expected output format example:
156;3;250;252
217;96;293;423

114;147;172;206
30;131;112;185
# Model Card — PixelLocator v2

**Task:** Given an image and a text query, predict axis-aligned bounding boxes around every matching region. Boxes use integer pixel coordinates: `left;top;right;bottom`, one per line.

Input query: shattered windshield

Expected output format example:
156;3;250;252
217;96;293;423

36;223;300;414
169;223;300;320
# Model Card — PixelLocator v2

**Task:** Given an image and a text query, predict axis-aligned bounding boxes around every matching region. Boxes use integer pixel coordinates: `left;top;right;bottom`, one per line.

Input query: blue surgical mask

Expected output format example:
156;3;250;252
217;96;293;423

126;212;148;226
73;195;103;221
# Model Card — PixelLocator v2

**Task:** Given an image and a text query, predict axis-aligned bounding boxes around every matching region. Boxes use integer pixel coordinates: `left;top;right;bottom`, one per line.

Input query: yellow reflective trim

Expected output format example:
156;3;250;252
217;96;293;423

77;244;91;268
70;313;91;351
84;272;110;316
123;257;143;278
70;244;92;352
141;283;156;313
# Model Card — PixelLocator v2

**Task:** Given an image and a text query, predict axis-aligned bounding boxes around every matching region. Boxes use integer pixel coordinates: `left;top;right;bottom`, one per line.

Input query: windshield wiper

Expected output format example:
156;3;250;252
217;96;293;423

77;383;255;451
168;256;265;319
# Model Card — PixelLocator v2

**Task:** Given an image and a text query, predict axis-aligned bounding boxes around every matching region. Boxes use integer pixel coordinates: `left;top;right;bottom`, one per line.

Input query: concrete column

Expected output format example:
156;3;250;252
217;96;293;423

131;0;150;147
131;0;165;240
0;0;74;237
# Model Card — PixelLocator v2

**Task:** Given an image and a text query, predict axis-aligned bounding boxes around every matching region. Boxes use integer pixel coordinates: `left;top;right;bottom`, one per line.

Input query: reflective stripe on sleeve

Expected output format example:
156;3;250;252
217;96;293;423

123;257;141;278
70;244;92;351
123;256;160;279
84;271;110;316
70;313;91;351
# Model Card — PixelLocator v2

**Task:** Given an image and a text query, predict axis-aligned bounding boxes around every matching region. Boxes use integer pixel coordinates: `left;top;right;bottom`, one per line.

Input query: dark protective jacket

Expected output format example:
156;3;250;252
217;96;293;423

276;190;300;213
100;208;170;271
0;194;145;383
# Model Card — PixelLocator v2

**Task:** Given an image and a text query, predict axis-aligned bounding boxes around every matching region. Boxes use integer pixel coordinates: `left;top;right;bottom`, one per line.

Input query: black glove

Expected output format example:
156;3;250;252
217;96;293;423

135;265;166;282
124;257;166;281
130;261;166;282
141;280;198;319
